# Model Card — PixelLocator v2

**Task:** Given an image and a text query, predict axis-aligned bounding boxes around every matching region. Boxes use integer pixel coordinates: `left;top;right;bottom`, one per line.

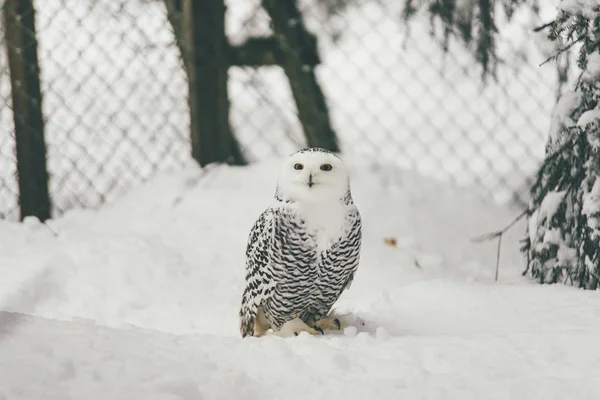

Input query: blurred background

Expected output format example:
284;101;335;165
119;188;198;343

0;0;569;221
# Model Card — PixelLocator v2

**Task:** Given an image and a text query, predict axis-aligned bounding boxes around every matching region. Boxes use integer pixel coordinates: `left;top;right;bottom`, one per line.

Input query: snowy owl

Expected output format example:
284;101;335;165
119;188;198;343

240;148;362;338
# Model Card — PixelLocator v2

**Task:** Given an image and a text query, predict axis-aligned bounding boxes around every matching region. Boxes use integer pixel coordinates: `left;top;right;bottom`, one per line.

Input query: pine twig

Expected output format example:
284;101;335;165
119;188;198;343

472;209;529;242
43;221;59;237
472;209;529;282
539;36;585;67
532;21;555;32
495;234;502;281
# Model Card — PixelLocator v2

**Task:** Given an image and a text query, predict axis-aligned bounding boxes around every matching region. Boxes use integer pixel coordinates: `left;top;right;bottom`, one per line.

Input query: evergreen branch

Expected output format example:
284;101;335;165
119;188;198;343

472;209;529;243
470;129;576;282
539;36;585;67
473;137;576;244
574;70;586;90
533;134;576;176
472;209;529;282
533;21;555;32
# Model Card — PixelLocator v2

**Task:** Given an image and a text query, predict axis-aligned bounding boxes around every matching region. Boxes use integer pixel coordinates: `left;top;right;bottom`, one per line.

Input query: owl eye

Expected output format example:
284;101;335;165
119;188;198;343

320;164;333;171
294;163;304;170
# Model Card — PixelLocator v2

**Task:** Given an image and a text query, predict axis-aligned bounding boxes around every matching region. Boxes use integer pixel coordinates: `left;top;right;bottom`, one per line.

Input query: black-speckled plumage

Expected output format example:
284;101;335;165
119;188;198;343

239;148;362;337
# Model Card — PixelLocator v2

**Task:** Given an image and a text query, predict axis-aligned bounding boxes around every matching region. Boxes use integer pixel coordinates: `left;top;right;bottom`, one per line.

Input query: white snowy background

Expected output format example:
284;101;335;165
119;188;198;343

2;0;600;398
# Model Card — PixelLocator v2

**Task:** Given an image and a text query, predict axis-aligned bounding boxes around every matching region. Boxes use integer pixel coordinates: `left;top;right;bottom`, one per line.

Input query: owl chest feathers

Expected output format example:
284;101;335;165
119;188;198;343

287;200;349;254
264;201;357;325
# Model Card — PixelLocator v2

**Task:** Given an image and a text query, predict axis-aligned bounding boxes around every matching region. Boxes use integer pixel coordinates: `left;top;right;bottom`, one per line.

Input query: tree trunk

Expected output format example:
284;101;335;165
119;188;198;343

262;0;339;152
4;0;51;221
165;0;245;166
163;0;339;157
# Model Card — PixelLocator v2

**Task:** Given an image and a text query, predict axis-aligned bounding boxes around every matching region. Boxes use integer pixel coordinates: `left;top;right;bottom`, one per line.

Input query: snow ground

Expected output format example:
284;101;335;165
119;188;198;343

1;161;600;399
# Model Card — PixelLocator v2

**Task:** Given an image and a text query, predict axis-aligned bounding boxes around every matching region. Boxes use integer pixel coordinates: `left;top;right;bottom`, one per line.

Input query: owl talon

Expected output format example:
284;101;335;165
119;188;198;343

273;318;324;337
334;318;341;330
314;326;324;335
314;315;345;331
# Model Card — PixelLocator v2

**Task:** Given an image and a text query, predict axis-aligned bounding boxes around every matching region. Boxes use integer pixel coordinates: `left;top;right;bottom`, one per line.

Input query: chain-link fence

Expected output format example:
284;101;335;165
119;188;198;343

0;0;563;220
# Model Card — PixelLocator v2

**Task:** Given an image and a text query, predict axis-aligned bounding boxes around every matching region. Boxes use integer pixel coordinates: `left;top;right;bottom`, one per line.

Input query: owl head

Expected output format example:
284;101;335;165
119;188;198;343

275;148;352;204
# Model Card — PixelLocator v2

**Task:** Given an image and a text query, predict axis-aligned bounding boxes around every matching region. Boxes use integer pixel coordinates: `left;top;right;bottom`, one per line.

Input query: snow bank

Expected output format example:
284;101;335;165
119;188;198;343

0;160;525;334
2;281;600;400
1;161;599;399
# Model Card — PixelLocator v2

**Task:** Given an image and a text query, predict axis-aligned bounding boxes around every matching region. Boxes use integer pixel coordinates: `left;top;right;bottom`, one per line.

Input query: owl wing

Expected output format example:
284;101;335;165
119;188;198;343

239;208;275;337
339;206;362;293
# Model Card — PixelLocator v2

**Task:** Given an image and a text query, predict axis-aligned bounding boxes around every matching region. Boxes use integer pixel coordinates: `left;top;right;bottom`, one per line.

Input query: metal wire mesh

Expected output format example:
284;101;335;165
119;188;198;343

0;0;562;220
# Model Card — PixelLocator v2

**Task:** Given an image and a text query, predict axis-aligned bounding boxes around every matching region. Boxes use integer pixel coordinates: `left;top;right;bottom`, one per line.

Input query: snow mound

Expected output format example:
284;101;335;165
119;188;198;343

0;160;525;334
1;161;599;399
2;282;600;399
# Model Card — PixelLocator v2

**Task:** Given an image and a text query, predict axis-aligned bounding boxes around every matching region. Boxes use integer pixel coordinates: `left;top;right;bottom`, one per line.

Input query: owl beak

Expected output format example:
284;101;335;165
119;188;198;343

308;174;314;187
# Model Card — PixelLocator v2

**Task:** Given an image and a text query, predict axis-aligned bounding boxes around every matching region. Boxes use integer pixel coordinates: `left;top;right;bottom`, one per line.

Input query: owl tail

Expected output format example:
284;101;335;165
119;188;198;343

239;291;258;338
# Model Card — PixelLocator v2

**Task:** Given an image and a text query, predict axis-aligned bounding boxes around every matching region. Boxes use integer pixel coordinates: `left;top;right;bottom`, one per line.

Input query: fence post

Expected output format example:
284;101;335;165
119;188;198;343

262;0;339;152
182;0;245;167
4;0;51;221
